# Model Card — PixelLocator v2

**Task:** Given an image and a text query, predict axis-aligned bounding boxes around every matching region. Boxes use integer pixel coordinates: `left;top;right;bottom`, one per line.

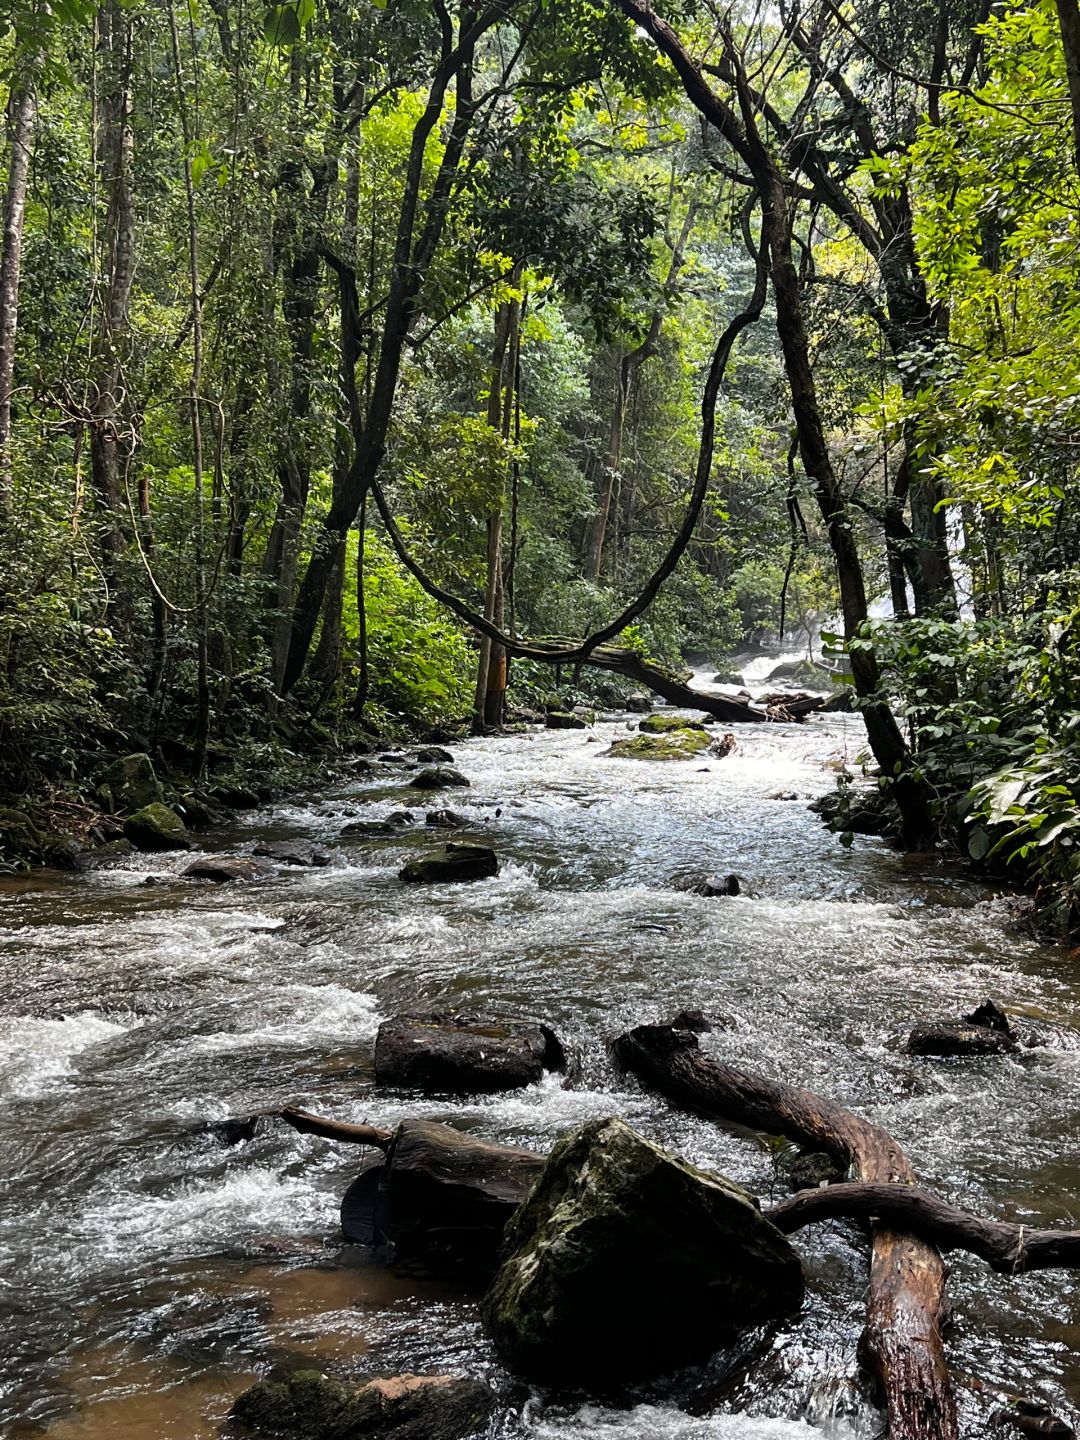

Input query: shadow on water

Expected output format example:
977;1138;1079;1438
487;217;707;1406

1;701;1079;1436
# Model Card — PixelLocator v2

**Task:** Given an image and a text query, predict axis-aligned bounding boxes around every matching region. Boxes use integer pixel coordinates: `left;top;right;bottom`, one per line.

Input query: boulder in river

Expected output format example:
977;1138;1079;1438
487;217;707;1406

181;855;271;883
253;840;332;867
231;1368;494;1440
414;746;455;764
123;803;191;852
482;1116;805;1383
98;752;163;813
545;710;587;730
907;1022;1020;1057
409;766;470;790
638;713;707;734
375;1013;564;1094
674;872;741;897
399;843;498;884
425;808;468;829
606;727;711;761
342;1117;545;1272
342;812;415;838
625;691;652;712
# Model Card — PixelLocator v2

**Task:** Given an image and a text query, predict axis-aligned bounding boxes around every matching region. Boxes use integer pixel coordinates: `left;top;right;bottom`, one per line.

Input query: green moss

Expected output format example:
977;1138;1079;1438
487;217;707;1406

638;713;707;734
123;803;191;852
605;728;710;761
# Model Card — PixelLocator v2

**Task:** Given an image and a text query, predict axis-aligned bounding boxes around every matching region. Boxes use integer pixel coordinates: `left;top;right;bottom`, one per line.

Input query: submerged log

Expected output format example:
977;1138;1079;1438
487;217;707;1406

768;1182;1080;1274
278;1106;392;1149
341;1117;544;1274
612;1023;957;1440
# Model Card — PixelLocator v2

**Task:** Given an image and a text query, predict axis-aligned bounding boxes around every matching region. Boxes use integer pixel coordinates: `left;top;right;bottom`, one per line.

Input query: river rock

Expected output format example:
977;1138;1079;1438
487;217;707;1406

786;1150;846;1191
182;855;270;883
98;753;163;813
964;999;1015;1036
123;803;191;852
482;1116;805;1383
545;710;587;729
625;691;652;712
907;1022;1020;1057
342;813;415;838
675;872;741;897
710;732;738;758
425;808;468;828
211;783;262;809
409;766;470;790
606;727;711;761
399;843;498;883
414;746;455;764
374;1013;564;1093
253;840;332;867
231;1369;494;1440
638;713;707;734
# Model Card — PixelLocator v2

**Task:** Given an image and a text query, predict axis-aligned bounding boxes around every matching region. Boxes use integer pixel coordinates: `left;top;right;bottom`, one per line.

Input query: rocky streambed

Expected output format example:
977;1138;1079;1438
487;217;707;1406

2;692;1080;1438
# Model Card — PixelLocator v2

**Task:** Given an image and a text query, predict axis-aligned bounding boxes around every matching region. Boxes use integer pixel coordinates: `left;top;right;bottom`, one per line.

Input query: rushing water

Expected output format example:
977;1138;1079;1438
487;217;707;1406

2;682;1079;1439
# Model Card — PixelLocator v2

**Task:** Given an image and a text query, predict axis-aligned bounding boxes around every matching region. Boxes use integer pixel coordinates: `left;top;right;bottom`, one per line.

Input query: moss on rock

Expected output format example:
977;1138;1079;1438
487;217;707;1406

605;727;711;761
638;713;707;734
123;803;191;852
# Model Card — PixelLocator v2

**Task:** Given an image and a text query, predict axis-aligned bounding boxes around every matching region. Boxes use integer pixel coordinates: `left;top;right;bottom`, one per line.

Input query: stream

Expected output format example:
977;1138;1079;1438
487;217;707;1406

2;677;1080;1439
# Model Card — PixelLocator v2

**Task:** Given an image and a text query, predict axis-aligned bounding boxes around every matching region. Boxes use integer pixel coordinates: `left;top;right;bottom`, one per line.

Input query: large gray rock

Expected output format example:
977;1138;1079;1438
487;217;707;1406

181;855;270;883
123;803;191;852
483;1117;804;1383
231;1369;494;1439
374;1013;564;1094
99;753;163;813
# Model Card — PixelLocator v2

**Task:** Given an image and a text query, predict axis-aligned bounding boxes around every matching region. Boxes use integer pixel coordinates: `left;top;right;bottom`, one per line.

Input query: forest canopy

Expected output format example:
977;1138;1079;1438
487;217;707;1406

1;0;1079;922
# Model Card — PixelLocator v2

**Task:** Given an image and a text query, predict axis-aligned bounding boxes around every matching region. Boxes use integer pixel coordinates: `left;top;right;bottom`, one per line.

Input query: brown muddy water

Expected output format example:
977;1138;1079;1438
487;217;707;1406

2;685;1079;1439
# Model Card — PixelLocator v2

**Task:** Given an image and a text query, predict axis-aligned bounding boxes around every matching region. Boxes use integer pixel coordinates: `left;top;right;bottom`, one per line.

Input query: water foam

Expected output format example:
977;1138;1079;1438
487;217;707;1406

0;1011;135;1100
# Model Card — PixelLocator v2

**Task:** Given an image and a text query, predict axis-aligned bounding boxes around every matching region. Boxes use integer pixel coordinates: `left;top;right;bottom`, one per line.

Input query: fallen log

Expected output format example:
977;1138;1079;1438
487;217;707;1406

527;640;768;723
341;1117;544;1274
278;1106;393;1150
768;1181;1080;1275
612;1023;957;1440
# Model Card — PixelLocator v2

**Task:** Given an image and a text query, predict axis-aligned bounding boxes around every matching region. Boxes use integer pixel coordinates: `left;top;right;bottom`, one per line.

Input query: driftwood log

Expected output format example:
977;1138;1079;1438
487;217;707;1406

612;1023;957;1440
768;1182;1080;1275
340;1117;543;1274
526;640;768;723
278;1106;393;1148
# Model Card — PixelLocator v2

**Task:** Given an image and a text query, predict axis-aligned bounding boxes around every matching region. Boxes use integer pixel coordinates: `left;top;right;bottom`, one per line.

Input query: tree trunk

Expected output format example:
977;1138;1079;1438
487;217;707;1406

0;55;39;511
473;288;516;732
90;1;136;616
612;1023;957;1440
1055;0;1080;176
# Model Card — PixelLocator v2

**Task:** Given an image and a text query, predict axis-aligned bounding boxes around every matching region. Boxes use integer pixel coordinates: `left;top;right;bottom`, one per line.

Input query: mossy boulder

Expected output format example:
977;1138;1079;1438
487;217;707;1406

604;728;710;761
483;1117;804;1383
123;803;191;852
638;713;707;735
98;753;163;814
231;1369;494;1439
0;806;46;860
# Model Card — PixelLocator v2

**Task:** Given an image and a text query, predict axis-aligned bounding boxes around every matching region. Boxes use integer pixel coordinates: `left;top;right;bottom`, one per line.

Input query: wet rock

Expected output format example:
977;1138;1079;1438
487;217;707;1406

425;809;468;829
821;689;854;713
990;1398;1076;1438
194;1113;267;1145
711;664;744;685
182;855;271;883
374;1013;564;1094
399;844;498;884
675;872;742;897
907;1022;1020;1057
409;766;470;790
98;752;163;813
545;710;587;730
414;746;455;764
379;752;409;765
669;1008;733;1034
786;1151;846;1191
768;790;799;801
176;793;228;830
482;1117;804;1383
231;1368;494;1440
385;810;416;826
84;837;135;860
211;783;262;809
638;713;707;735
964;999;1015;1037
123;803;191;852
625;691;652;712
606;728;711;761
341;813;414;838
710;732;738;758
253;840;332;868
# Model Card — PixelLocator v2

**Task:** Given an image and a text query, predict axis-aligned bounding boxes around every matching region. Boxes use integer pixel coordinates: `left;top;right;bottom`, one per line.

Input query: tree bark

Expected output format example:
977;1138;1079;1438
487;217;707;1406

0;54;39;510
612;1023;957;1440
1055;0;1080;177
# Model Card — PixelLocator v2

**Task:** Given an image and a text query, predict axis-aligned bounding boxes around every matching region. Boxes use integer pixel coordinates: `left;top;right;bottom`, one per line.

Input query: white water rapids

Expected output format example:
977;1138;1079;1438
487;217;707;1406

1;685;1078;1437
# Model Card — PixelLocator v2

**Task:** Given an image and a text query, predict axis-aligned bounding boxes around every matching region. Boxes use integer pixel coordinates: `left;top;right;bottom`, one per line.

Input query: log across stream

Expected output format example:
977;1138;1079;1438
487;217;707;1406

1;690;1080;1437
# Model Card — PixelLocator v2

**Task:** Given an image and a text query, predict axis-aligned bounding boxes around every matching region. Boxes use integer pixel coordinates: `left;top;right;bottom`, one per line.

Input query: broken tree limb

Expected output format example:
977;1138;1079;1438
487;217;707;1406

278;1106;393;1150
611;1023;957;1440
767;1182;1080;1275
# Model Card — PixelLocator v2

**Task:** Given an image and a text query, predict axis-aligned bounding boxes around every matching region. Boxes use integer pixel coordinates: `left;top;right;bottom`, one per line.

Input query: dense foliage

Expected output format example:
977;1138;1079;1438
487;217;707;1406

0;0;1078;923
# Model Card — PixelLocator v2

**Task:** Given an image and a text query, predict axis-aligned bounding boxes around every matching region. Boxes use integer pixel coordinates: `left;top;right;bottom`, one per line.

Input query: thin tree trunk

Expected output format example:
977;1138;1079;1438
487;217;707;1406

1055;0;1080;175
0;56;39;511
